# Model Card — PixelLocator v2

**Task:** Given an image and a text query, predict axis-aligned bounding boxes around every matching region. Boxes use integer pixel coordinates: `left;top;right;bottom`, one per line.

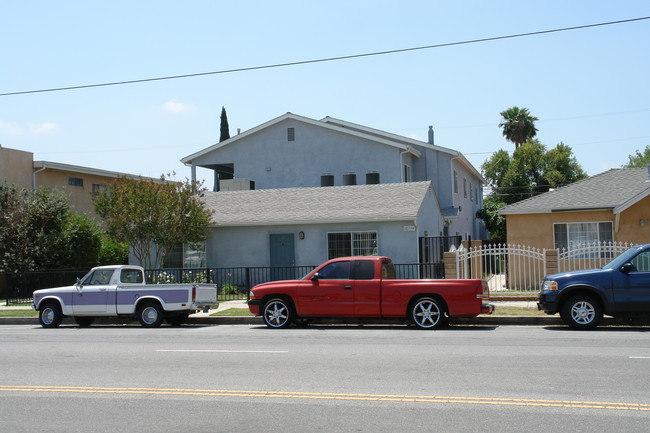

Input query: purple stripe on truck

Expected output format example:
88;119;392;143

116;288;189;305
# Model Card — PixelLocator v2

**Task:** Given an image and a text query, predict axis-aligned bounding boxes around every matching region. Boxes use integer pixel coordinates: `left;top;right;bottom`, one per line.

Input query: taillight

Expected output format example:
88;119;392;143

192;286;196;302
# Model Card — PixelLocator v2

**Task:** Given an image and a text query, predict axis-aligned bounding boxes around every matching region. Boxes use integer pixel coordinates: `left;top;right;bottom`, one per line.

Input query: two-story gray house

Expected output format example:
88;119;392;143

179;113;485;270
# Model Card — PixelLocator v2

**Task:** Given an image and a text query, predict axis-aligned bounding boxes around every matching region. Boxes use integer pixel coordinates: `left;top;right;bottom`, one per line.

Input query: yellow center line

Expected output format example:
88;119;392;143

0;385;648;411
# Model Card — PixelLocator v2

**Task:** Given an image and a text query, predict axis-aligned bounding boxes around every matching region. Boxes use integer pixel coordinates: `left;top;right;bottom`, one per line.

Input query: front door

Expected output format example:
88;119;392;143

297;260;355;316
270;234;295;281
613;250;650;312
72;268;112;314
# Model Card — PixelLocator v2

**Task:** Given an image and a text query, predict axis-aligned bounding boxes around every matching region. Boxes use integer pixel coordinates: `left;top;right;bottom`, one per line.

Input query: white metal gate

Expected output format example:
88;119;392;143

557;242;636;273
455;243;546;292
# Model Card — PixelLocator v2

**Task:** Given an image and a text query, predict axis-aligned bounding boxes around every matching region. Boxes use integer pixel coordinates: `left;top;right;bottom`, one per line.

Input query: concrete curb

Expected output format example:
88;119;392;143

1;315;642;327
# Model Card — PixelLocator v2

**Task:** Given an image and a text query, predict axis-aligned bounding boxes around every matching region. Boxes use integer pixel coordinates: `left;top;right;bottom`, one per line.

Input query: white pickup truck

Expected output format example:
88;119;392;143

32;265;217;328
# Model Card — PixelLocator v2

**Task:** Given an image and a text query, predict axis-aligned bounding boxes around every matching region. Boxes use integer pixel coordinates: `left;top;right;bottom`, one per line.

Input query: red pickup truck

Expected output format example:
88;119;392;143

248;256;493;329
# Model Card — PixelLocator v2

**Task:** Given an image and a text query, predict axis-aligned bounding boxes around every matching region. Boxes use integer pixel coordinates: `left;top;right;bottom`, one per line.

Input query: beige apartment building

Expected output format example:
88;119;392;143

1;145;154;218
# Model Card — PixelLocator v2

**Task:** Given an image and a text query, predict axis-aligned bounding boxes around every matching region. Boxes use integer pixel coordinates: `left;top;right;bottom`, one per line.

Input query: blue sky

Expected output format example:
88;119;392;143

2;1;648;189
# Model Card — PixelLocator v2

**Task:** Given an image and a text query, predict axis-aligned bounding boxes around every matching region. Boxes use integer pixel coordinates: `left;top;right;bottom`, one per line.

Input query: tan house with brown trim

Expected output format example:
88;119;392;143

1;145;157;219
499;167;650;250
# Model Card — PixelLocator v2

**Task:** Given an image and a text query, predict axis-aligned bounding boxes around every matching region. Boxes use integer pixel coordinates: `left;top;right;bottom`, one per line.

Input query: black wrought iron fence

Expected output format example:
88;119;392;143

145;265;318;300
6;262;446;305
4;269;89;305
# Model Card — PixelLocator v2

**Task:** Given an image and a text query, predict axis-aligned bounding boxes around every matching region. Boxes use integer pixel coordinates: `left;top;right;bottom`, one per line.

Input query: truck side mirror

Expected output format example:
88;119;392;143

620;262;634;274
75;277;83;291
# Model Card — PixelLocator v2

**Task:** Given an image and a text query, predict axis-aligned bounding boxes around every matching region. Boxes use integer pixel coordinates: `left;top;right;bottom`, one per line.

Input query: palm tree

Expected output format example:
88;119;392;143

498;107;538;149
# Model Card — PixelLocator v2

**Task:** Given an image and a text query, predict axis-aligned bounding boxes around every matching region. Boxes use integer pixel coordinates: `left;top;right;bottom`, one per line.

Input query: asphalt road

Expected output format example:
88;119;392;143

1;324;649;432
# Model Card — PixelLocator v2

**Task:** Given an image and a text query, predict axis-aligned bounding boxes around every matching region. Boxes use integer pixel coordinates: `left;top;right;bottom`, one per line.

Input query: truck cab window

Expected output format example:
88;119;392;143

121;269;144;283
85;270;113;285
353;261;375;280
381;262;396;279
318;261;351;279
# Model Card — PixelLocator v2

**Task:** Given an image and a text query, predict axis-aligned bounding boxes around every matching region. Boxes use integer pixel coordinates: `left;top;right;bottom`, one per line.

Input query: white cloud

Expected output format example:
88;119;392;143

0;120;59;135
0;120;23;135
163;99;194;113
31;121;59;134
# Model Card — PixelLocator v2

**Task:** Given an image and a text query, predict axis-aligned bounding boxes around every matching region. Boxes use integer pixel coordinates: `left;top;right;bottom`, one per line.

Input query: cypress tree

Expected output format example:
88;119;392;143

219;106;230;142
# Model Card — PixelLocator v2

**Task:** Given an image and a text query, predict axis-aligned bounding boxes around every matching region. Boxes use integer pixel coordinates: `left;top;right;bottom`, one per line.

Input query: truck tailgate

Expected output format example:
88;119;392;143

193;284;218;304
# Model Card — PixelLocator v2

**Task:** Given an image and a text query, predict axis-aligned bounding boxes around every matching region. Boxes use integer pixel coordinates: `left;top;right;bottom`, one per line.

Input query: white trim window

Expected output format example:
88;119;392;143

327;231;378;259
553;222;613;251
163;242;206;268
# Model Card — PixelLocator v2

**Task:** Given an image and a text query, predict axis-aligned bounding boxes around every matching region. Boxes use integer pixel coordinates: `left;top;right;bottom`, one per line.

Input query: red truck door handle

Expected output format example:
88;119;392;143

344;285;353;290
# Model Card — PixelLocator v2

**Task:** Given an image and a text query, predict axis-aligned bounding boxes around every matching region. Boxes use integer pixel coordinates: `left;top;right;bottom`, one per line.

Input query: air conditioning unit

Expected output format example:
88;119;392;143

220;179;255;191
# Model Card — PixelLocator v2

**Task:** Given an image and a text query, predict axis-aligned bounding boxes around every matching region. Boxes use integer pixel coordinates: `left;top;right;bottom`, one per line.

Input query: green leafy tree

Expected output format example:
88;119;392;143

498;106;539;149
481;140;586;206
623;145;650;168
0;182;103;271
94;175;213;269
98;237;129;265
475;197;507;241
219;106;230;142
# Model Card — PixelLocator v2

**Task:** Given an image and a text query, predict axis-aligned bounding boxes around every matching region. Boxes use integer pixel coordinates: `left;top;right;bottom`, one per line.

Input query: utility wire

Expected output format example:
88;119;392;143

1;16;648;97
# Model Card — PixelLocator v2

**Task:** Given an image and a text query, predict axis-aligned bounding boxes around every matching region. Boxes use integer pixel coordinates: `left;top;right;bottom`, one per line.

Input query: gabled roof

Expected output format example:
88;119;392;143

499;167;650;215
320;116;484;183
201;181;437;226
182;112;421;165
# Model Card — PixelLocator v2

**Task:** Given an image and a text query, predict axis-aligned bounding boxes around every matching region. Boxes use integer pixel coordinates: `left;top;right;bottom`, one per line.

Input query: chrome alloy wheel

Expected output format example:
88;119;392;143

412;297;443;329
263;299;293;328
570;300;596;325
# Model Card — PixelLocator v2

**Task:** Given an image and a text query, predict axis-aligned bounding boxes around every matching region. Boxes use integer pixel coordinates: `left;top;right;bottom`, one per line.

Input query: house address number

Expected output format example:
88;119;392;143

403;226;416;232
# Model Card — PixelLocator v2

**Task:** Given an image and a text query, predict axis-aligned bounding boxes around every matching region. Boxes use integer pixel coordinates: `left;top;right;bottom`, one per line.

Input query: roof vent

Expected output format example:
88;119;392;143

647;163;650;182
428;126;434;145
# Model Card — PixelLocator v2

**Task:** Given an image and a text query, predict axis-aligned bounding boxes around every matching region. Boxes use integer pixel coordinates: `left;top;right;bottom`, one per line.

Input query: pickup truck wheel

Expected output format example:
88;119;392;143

74;317;94;327
138;302;164;328
411;297;444;329
39;303;63;328
262;298;294;328
562;295;602;330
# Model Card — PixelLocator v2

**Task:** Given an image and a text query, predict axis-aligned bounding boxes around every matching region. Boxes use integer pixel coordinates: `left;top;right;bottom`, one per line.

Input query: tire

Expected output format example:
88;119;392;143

262;298;294;328
138;302;165;328
411;297;445;329
74;316;95;327
39;302;63;328
166;312;189;327
561;295;603;330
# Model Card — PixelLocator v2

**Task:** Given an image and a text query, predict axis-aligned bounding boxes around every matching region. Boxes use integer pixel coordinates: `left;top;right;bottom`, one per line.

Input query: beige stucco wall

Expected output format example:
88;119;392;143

35;169;116;217
0;146;33;189
505;195;650;249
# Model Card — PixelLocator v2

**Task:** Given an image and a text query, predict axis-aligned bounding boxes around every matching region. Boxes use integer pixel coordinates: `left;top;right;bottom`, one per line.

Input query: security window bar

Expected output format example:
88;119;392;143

327;231;377;259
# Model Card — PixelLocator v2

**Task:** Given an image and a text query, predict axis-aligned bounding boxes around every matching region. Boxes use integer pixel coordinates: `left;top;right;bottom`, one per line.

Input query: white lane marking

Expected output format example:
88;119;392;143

629;356;650;359
156;349;288;353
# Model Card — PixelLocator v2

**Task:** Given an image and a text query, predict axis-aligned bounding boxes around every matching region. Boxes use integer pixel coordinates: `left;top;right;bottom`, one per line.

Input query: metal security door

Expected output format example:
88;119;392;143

270;234;295;281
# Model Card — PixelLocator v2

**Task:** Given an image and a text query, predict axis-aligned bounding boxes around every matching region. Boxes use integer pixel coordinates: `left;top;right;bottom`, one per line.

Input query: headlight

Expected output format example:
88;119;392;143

542;280;558;291
249;291;257;300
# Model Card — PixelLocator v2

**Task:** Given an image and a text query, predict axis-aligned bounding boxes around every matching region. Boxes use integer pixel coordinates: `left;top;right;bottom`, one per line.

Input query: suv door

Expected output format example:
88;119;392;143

612;250;650;312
